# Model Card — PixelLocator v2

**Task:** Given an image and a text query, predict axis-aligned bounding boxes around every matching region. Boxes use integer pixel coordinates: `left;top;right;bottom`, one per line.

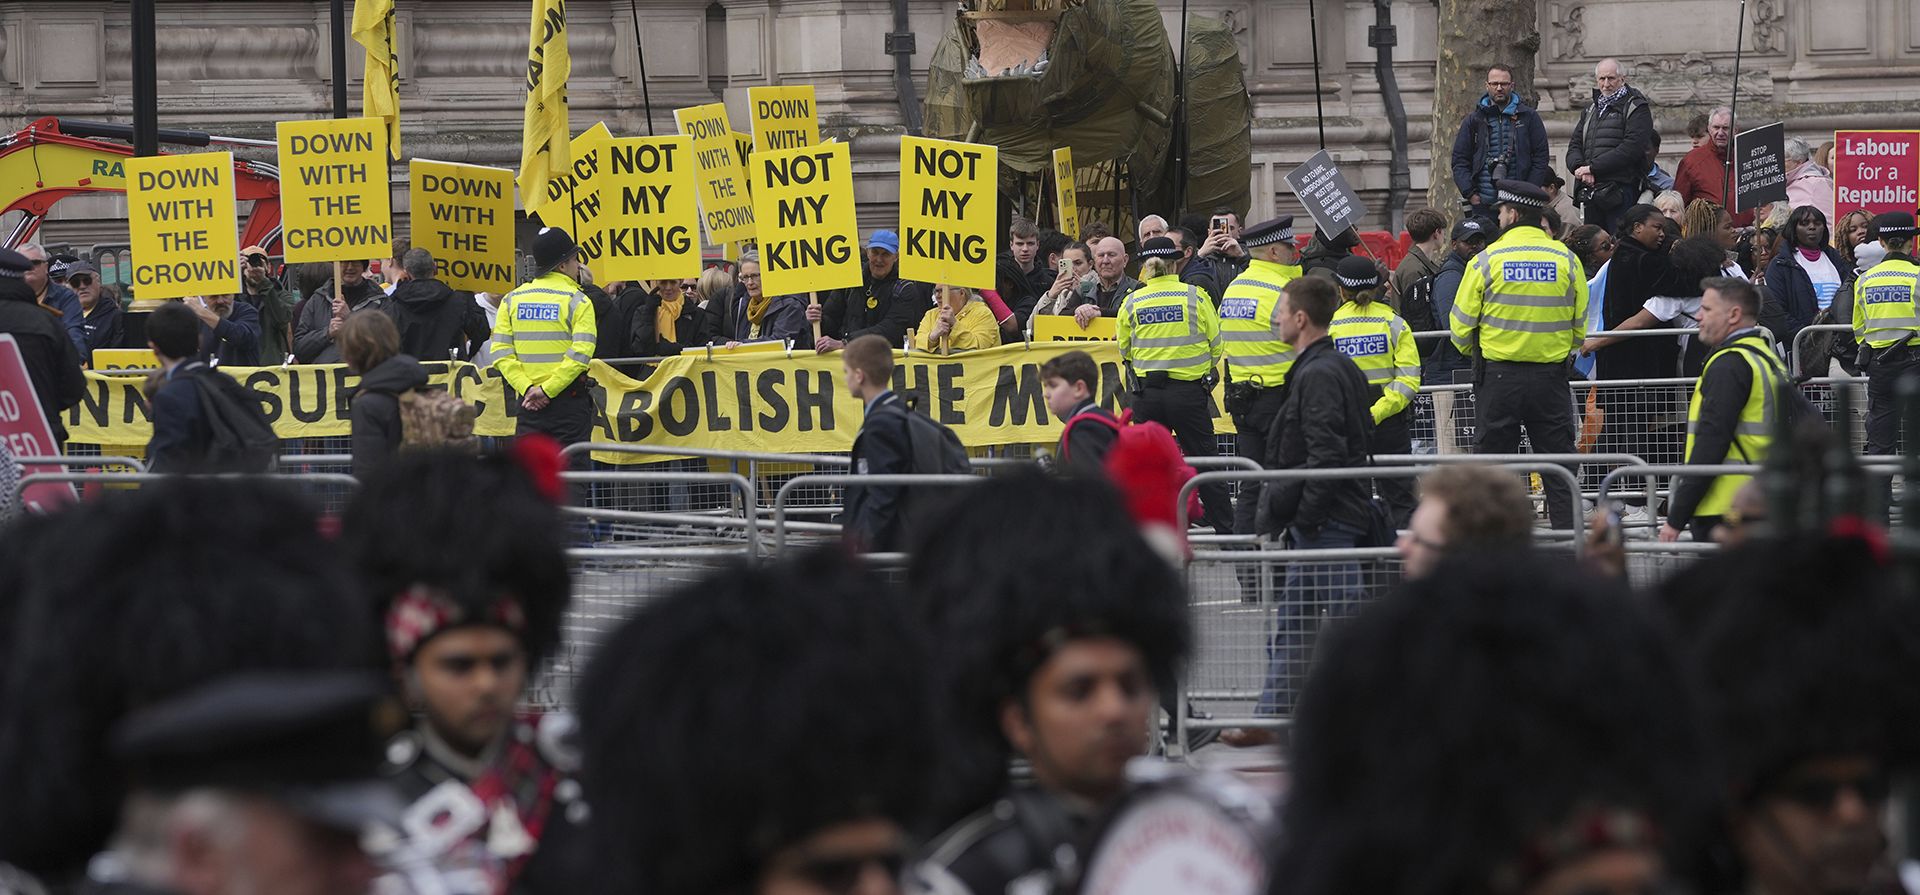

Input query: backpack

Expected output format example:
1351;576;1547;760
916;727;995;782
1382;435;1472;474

1400;274;1439;357
1726;341;1823;433
901;397;970;475
398;388;479;451
189;369;277;473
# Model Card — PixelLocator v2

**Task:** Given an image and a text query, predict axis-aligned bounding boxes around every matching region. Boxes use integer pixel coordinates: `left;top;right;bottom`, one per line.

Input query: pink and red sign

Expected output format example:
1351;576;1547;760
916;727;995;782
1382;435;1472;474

0;334;77;512
1833;130;1920;217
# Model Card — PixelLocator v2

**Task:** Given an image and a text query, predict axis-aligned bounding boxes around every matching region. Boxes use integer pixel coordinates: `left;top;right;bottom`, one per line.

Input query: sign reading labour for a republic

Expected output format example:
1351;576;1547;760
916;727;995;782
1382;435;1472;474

1284;149;1366;238
598;136;701;281
126;152;241;299
1732;123;1788;212
1834;130;1920;216
751;141;861;298
277;118;392;263
749;85;819;153
673;103;757;246
899;136;997;291
409;160;516;294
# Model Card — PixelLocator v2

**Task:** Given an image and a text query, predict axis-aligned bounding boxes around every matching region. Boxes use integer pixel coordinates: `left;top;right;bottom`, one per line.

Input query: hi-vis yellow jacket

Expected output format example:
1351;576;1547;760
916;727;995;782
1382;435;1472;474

493;271;598;396
1449;225;1588;363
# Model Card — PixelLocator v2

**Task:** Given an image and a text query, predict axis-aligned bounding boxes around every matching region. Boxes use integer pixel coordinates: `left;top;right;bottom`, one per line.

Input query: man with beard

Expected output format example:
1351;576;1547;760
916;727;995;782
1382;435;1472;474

907;473;1191;895
237;246;299;364
808;230;935;351
344;447;582;894
292;259;385;363
384;248;490;360
183;293;260;367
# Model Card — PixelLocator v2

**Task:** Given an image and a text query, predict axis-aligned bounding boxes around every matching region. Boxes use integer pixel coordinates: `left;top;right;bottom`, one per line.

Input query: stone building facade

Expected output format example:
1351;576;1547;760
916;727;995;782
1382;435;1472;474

3;0;1916;249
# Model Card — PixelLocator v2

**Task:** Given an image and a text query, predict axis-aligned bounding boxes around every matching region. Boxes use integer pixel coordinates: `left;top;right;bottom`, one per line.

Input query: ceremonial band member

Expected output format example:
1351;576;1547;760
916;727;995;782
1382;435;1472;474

494;227;599;447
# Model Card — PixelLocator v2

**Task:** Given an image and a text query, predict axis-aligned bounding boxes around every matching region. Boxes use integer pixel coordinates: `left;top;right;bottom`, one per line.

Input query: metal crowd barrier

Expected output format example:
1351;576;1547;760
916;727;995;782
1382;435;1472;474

561;470;760;555
771;473;983;551
1791;324;1855;378
15;471;360;509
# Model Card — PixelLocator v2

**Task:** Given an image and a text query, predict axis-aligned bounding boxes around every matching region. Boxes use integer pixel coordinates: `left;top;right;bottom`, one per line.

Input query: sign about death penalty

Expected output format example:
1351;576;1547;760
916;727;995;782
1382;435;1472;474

673;103;757;246
409;160;516;294
276;117;393;263
899;136;997;291
1053;147;1079;240
598;136;701;281
126;152;241;299
751;141;861;297
749;85;819;154
1833;130;1920;217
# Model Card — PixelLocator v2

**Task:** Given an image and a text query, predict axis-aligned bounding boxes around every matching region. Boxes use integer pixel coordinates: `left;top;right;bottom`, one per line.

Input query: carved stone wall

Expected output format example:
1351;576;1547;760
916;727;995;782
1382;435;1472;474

3;0;1918;247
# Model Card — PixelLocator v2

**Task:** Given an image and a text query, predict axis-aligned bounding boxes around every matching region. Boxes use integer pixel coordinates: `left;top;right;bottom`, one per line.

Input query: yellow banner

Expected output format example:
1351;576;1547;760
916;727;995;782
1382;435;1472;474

126;152;241;300
599;136;701;282
409;160;516;294
519;0;571;219
63;346;1235;458
752;142;861;298
537;123;613;281
277;118;394;263
749;85;819;153
1031;314;1115;341
351;0;401;158
91;348;157;371
673;103;757;246
899;136;997;291
1053;147;1079;240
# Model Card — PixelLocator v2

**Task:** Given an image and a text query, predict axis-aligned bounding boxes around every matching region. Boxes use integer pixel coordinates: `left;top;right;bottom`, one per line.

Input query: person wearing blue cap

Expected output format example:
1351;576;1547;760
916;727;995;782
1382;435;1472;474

807;229;934;352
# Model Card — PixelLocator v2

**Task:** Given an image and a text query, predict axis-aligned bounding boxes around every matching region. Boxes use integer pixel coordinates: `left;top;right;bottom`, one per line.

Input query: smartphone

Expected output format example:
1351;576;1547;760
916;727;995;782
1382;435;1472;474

1211;215;1229;232
1058;257;1073;278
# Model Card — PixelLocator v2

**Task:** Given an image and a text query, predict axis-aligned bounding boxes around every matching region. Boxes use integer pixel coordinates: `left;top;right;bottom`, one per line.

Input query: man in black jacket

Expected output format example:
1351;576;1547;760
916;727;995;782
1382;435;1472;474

0;247;84;444
1565;58;1654;230
808;230;934;352
1230;276;1372;742
143;302;217;473
385;248;490;360
1450;63;1550;220
842;334;915;551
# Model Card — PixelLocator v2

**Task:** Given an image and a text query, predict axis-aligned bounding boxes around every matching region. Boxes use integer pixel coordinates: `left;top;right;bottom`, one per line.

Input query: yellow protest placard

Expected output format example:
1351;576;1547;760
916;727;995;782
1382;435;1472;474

751;142;861;297
1053;147;1079;240
899;136;998;291
409;160;516;294
91;348;159;371
276;118;393;263
1031;314;1116;341
534;122;614;280
734;133;753;173
673;103;757;247
680;339;787;356
598;136;701;282
126;152;241;300
749;85;819;153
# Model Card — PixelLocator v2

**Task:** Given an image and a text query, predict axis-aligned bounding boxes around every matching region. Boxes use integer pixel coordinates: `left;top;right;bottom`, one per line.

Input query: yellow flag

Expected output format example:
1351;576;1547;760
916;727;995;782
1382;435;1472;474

519;0;572;220
351;0;400;159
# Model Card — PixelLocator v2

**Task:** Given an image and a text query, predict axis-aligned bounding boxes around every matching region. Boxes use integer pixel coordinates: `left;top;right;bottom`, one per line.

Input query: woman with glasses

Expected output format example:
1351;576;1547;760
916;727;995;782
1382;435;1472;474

721;253;810;348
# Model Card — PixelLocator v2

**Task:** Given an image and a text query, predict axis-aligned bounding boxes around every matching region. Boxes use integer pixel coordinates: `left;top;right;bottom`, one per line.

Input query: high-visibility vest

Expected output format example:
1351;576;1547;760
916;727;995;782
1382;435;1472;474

493;271;599;396
1116;274;1222;382
1329;298;1421;423
1218;258;1300;388
1449;225;1588;363
1852;255;1920;350
1685;330;1782;517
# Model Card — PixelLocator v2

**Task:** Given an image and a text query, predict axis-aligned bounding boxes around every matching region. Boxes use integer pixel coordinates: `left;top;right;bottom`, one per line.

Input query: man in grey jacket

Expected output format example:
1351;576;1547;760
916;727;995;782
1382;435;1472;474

291;258;384;363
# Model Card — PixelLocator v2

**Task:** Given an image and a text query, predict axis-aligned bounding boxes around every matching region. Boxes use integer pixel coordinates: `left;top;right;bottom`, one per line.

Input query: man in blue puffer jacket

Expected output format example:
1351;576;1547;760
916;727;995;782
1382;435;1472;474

1450;64;1550;224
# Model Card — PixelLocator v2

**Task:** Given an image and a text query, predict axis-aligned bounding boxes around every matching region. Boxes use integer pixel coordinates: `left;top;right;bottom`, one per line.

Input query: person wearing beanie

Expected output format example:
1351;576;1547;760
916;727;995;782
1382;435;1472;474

492;227;600;448
1327;253;1421;525
0;246;84;445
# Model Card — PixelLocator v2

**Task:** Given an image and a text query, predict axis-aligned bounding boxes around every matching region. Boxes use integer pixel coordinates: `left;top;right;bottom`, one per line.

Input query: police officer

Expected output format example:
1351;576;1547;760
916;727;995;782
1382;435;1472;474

1450;179;1588;529
1662;277;1782;542
494;227;599;447
1118;236;1232;533
1852;211;1920;458
1221;216;1304;536
1329;254;1422;525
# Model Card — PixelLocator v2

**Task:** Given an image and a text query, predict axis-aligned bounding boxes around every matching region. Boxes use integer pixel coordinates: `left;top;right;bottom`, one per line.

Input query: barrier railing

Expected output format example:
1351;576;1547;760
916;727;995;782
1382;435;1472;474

15;471;360;506
15;454;148;473
1791;323;1855;378
561;470;759;555
771;473;983;552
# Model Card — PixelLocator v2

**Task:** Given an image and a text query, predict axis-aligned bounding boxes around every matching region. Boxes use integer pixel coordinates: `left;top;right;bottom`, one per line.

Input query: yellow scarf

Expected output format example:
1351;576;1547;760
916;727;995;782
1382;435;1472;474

656;294;683;343
746;292;771;327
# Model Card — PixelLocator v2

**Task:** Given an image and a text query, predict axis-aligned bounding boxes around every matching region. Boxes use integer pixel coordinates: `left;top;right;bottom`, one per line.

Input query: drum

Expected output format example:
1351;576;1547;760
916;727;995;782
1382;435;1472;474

1073;760;1276;895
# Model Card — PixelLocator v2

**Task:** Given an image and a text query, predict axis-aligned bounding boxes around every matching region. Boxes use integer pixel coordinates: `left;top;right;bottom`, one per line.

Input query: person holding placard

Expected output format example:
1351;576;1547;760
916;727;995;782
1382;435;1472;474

719;253;810;347
810;231;934;351
292;259;384;363
913;284;1001;354
630;277;711;357
494;227;600;448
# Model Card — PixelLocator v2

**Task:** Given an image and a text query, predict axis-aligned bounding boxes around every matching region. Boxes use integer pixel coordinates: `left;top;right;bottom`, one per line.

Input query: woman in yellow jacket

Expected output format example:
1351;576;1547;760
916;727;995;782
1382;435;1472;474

914;283;1003;353
1329;254;1421;526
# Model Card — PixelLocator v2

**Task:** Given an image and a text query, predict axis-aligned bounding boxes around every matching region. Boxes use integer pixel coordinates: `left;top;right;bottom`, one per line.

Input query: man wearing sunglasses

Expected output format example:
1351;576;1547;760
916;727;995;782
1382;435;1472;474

66;261;123;354
1661;532;1920;895
19;243;88;355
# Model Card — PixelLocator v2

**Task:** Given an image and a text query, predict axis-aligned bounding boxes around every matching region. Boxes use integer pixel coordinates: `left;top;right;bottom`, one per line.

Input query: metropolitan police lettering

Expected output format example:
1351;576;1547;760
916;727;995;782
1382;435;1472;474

1504;260;1560;283
1220;298;1259;320
1863;284;1913;305
519;303;563;321
1138;306;1186;325
1335;334;1389;357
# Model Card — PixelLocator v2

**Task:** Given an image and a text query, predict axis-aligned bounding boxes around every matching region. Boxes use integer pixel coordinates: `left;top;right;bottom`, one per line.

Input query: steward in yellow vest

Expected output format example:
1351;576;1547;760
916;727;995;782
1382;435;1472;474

1117;235;1233;534
1329;254;1420;525
1665;277;1783;542
493;226;599;446
1219;215;1302;535
1851;211;1920;457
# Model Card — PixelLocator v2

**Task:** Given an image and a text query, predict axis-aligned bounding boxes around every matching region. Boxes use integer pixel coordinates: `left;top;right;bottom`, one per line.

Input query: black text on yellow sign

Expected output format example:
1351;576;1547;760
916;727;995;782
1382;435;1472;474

748;85;819;154
672;103;757;246
126;153;242;299
538;123;613;281
898;136;998;291
409;160;517;294
276;118;395;264
598;136;701;281
750;142;862;298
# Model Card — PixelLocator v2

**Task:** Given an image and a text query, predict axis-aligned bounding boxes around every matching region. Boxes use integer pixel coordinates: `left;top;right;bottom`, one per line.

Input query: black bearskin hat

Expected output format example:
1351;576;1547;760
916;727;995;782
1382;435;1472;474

1660;532;1920;797
906;472;1191;824
0;480;376;878
576;548;935;895
342;447;570;668
1272;551;1715;895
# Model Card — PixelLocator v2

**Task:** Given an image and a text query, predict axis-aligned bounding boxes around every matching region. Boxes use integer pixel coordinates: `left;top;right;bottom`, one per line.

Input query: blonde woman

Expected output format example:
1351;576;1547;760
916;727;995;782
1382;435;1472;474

914;283;1001;353
1653;190;1686;222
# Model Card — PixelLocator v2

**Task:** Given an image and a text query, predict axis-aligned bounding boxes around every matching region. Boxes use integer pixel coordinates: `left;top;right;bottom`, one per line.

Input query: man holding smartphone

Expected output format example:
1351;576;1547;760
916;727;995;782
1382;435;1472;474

1196;210;1250;279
